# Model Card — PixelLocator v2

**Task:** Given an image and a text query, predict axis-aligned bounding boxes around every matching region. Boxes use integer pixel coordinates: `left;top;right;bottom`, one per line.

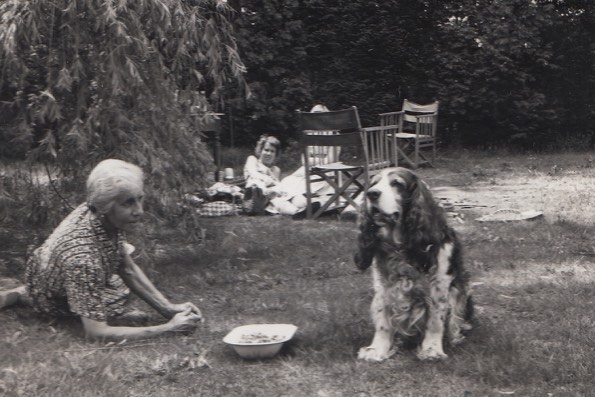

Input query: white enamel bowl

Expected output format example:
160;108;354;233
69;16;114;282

223;323;298;359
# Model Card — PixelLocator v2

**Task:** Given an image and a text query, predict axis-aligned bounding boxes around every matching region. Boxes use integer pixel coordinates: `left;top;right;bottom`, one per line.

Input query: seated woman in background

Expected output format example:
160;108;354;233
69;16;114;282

242;105;339;217
242;135;298;215
0;159;203;340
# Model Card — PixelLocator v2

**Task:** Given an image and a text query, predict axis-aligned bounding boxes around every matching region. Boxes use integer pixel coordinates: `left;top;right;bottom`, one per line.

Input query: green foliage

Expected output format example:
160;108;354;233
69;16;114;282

222;0;595;150
223;0;313;147
0;0;247;190
3;0;595;193
431;0;559;147
0;163;80;229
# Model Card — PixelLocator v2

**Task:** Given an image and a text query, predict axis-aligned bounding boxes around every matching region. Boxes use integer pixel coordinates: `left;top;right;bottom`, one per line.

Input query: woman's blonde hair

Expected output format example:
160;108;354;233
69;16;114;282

254;135;281;157
86;159;144;214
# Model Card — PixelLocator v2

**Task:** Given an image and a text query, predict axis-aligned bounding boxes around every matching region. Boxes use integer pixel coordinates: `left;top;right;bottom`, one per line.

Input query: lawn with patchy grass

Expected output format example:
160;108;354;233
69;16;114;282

2;151;595;396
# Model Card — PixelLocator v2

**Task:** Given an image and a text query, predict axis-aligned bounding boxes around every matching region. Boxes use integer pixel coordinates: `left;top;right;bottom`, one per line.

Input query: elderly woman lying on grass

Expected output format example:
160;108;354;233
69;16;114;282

0;159;202;340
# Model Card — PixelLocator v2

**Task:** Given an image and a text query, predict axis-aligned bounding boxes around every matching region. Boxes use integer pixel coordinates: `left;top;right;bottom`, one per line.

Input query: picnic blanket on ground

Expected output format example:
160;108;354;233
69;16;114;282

182;182;243;217
198;201;241;217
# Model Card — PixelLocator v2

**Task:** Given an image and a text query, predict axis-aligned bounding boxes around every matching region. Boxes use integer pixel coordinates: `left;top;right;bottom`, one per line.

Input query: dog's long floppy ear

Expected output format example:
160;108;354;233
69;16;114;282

353;201;379;271
402;170;444;252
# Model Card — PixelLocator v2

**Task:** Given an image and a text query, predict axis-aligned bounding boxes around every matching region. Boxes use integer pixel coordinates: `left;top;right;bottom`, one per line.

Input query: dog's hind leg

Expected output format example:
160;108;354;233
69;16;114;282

358;266;395;362
417;243;454;360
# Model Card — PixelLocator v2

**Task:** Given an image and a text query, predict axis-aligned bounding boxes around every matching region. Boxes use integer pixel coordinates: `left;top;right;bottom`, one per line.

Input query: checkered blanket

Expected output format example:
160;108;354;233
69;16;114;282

197;201;240;217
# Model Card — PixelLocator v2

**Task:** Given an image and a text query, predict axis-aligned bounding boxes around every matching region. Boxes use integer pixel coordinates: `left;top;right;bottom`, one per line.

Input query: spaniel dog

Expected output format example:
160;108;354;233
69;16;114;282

355;168;474;361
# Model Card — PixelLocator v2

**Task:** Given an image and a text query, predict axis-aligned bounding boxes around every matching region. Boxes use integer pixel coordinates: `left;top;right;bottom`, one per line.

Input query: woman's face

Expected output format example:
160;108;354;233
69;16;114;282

104;190;144;232
259;142;277;166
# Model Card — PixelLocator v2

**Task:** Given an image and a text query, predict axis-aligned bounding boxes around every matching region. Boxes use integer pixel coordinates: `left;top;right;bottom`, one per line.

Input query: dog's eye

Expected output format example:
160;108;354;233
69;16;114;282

390;179;404;188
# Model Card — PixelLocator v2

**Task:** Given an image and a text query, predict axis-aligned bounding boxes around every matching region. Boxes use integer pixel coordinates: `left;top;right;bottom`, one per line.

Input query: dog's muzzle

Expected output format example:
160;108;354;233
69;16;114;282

367;189;400;225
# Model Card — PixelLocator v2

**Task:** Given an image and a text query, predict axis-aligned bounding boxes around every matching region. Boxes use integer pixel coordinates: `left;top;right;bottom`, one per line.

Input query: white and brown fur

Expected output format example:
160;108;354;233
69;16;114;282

355;168;473;361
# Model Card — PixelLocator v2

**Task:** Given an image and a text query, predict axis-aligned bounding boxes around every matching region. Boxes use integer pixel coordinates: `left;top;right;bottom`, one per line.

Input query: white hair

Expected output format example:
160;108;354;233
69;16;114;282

310;104;329;112
86;159;144;214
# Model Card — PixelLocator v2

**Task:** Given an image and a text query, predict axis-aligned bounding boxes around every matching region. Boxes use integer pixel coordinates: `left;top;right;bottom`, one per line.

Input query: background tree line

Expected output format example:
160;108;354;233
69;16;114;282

1;0;594;185
222;0;595;151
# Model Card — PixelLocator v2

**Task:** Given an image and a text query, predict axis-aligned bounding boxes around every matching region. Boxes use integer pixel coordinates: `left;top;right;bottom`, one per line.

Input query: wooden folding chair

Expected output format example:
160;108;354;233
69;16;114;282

362;125;399;174
297;106;369;219
380;99;439;168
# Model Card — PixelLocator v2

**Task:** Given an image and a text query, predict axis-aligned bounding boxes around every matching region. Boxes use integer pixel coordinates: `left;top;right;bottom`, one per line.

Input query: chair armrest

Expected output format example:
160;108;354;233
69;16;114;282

363;125;399;132
379;110;405;117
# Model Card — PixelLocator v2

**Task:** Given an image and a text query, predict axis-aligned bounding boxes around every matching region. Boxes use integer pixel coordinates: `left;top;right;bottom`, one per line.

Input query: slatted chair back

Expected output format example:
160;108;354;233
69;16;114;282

304;104;341;166
362;125;398;172
297;106;369;219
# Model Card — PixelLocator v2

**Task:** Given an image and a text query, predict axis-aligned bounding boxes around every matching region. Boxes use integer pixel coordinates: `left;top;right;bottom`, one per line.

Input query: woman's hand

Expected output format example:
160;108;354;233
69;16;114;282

168;302;203;321
168;309;203;333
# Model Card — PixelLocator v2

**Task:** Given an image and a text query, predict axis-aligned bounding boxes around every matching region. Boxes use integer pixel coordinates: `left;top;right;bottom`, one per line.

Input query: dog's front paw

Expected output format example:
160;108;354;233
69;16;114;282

417;347;448;361
357;346;395;362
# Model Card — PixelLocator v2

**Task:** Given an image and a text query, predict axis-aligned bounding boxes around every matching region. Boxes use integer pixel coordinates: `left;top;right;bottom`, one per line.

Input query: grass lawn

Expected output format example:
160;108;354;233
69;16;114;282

2;150;595;396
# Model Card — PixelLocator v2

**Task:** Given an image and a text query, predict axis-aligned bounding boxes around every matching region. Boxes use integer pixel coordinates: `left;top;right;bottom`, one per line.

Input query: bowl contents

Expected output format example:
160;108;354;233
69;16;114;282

238;332;284;344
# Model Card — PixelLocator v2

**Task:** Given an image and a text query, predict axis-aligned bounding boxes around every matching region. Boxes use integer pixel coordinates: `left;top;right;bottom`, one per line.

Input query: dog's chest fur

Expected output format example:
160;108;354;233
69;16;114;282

374;223;433;282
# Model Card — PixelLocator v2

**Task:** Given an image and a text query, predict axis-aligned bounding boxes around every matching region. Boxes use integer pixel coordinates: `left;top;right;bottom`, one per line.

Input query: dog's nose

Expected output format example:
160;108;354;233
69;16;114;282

366;189;381;201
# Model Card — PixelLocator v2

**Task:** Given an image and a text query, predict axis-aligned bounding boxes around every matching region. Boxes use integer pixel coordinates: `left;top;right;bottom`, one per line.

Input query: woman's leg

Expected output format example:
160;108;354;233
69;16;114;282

243;186;269;215
0;285;27;309
252;187;269;215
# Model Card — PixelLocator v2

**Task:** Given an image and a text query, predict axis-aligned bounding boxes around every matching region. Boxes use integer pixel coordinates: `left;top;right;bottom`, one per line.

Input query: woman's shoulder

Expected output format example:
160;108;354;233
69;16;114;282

245;155;258;164
29;220;103;274
41;204;106;253
49;203;91;234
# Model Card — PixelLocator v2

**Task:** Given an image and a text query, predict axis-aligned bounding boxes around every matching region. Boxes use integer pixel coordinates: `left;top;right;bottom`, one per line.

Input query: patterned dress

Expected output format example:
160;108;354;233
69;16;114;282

25;204;131;321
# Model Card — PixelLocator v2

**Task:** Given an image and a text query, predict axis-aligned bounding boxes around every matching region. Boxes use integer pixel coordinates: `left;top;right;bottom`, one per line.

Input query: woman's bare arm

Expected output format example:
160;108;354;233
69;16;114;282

81;309;200;341
119;253;200;319
244;156;278;186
